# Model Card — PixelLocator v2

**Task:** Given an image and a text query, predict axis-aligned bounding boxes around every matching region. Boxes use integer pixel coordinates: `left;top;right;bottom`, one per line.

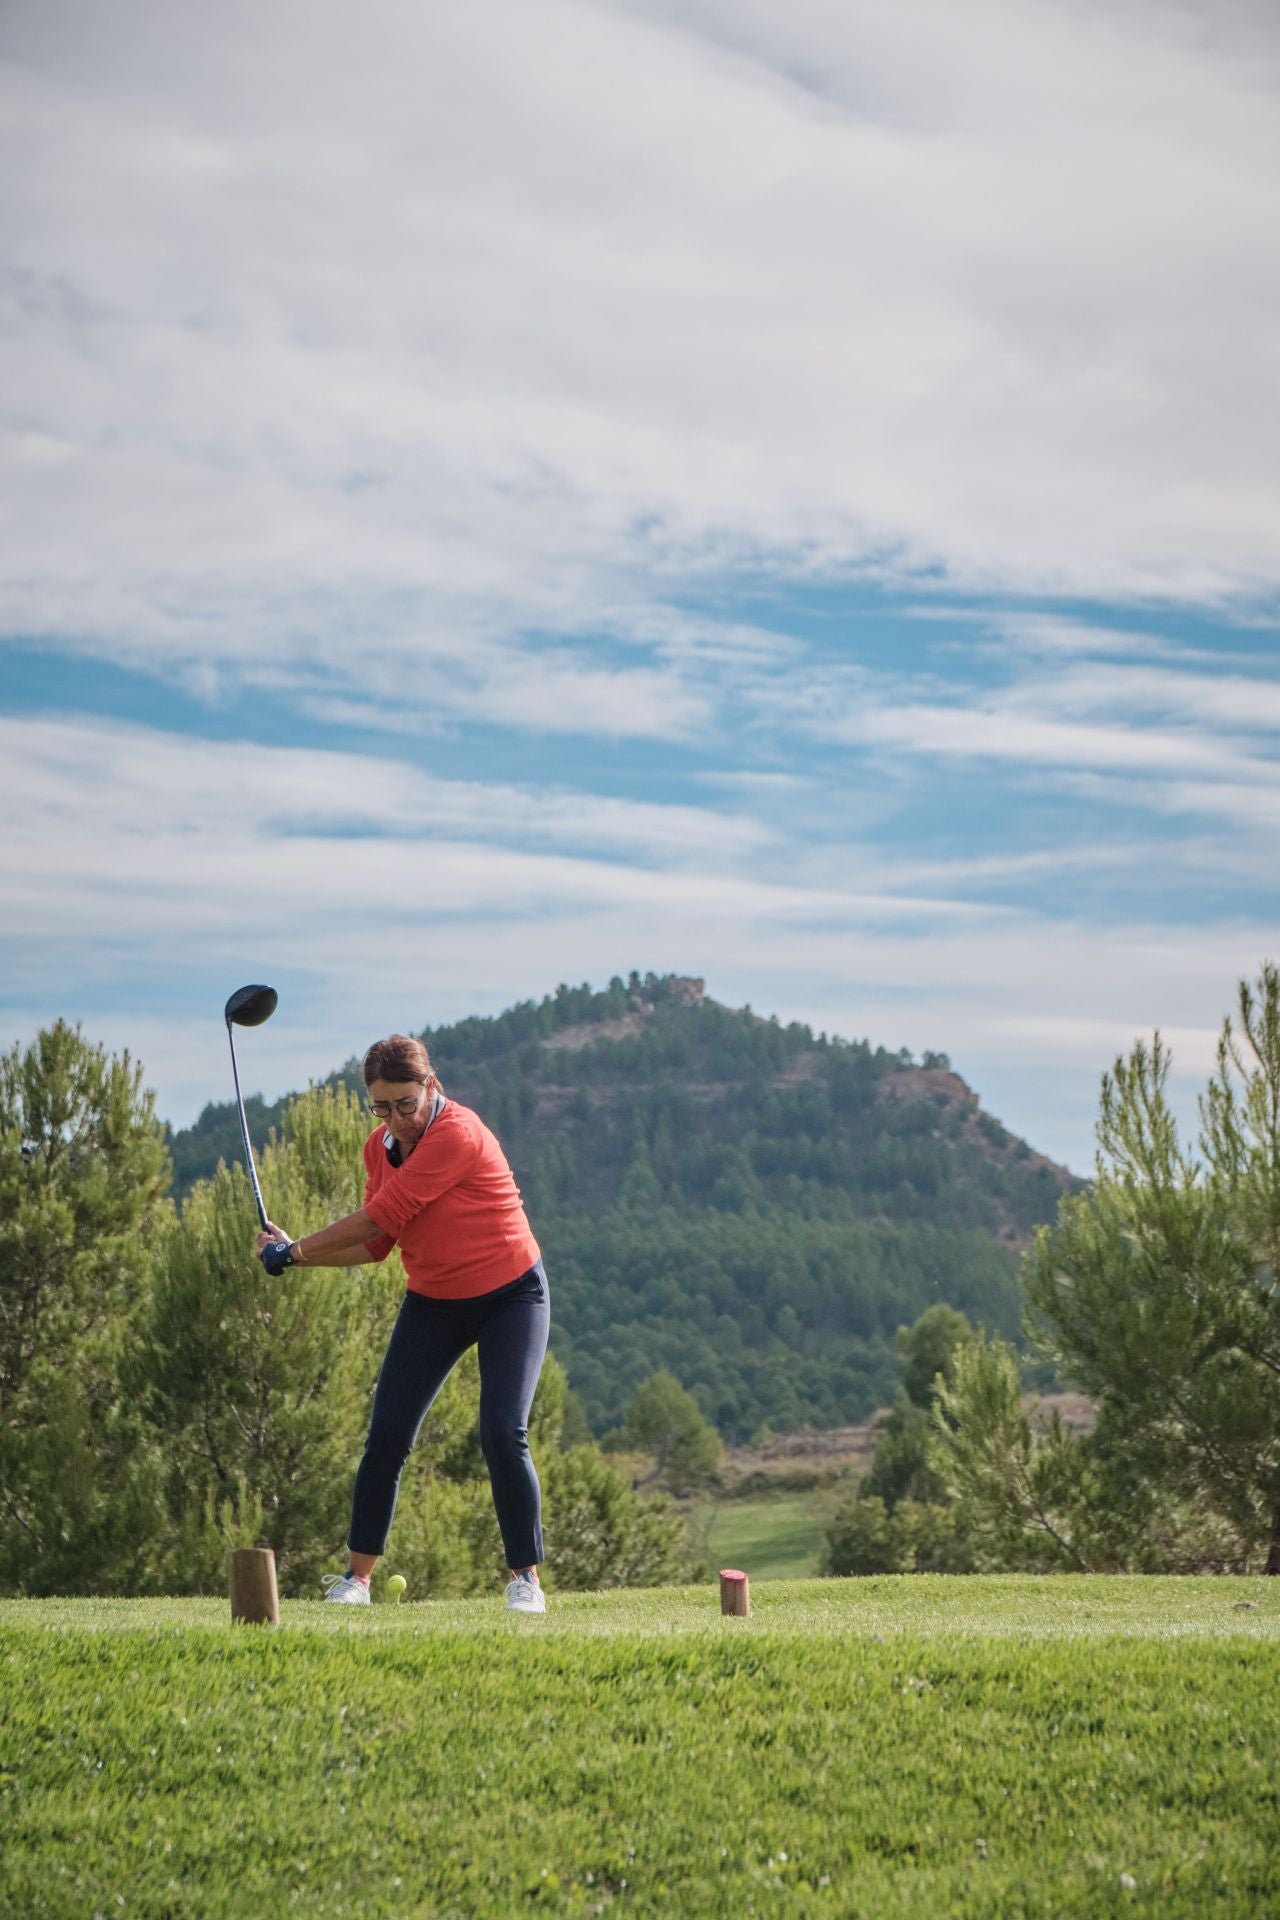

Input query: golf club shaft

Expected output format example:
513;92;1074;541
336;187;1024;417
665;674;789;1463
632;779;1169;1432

226;1019;270;1230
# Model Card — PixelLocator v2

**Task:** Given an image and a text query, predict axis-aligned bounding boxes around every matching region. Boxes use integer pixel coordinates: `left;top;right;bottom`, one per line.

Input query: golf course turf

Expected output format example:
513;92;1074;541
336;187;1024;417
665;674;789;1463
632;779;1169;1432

2;1576;1277;1918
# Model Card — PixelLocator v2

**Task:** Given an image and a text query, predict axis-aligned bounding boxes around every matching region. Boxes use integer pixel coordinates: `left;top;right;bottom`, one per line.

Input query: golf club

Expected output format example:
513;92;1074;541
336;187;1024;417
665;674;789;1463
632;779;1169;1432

224;984;278;1231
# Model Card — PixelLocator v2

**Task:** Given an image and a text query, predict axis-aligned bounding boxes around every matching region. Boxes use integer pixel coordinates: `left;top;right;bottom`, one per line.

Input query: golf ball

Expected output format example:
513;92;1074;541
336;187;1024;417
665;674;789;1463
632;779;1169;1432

387;1574;407;1599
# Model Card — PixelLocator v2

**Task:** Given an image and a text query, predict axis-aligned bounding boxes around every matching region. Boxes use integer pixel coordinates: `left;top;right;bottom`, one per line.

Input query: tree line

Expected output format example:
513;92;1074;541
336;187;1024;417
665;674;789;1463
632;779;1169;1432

823;965;1280;1577
0;1038;698;1598
5;963;1274;1593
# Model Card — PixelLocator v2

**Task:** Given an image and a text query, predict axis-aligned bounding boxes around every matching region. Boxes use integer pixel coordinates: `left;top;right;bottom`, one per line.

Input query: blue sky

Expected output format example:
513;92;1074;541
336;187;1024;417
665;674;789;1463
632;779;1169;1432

3;0;1278;1172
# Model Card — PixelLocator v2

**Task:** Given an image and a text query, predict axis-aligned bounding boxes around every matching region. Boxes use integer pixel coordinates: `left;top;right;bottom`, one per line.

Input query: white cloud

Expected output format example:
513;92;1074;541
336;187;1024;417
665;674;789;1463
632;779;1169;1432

2;0;1279;720
696;770;815;794
294;648;714;744
1003;661;1280;734
4;1;1279;1176
0;715;770;873
1121;778;1280;833
992;1014;1222;1077
802;695;1277;783
971;613;1258;667
766;617;1280;836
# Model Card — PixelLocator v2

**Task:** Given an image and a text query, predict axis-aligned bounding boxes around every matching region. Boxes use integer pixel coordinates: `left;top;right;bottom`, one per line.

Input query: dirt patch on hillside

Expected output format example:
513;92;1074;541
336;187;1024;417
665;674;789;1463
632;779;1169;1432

717;1392;1095;1492
539;979;708;1053
877;1067;979;1111
773;1055;823;1087
1030;1391;1095;1435
541;1011;651;1051
719;1419;886;1491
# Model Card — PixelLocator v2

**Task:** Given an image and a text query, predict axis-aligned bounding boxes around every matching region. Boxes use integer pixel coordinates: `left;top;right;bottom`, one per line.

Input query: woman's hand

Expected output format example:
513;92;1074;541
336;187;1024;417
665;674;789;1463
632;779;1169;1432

255;1221;298;1276
254;1208;376;1271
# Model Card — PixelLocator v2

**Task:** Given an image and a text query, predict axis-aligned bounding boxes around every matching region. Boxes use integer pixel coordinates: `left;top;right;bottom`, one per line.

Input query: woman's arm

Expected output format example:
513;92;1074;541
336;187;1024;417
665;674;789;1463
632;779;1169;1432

256;1209;389;1269
289;1242;373;1269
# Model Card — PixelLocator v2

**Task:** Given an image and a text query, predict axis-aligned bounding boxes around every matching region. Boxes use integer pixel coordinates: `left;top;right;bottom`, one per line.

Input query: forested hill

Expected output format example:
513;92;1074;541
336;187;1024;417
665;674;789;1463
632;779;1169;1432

169;974;1080;1441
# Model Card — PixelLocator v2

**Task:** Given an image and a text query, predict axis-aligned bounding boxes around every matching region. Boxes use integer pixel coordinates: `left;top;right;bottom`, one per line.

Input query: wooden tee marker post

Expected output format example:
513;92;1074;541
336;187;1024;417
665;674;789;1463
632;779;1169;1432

719;1568;750;1617
228;1547;280;1626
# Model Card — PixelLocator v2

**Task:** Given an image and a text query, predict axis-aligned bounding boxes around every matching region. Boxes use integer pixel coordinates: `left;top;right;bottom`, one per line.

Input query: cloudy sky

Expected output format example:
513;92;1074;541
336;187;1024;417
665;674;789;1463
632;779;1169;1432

3;0;1278;1171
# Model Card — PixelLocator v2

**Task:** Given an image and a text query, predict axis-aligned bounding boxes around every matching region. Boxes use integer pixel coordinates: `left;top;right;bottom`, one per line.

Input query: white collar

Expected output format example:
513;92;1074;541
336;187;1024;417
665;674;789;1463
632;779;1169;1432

384;1090;446;1159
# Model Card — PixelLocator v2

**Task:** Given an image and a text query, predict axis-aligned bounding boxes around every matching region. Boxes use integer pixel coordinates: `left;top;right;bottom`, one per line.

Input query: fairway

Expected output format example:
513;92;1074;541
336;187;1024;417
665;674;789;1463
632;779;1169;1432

699;1490;827;1580
2;1578;1277;1919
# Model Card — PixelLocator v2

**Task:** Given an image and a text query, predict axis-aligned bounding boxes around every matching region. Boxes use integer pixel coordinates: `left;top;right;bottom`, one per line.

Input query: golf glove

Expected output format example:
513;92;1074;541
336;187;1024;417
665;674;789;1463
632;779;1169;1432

259;1239;297;1276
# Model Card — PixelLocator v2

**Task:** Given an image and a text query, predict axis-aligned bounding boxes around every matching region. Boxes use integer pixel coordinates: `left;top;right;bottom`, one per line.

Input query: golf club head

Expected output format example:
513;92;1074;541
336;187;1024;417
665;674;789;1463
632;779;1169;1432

225;984;278;1028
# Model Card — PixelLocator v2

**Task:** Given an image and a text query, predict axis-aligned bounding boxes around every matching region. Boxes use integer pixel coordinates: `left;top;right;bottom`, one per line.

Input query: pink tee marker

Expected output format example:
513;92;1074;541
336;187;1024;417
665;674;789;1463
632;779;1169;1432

719;1568;750;1617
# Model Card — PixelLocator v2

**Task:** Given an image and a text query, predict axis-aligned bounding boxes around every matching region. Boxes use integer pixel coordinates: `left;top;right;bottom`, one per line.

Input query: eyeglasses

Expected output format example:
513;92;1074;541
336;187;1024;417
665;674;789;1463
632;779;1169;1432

368;1094;424;1119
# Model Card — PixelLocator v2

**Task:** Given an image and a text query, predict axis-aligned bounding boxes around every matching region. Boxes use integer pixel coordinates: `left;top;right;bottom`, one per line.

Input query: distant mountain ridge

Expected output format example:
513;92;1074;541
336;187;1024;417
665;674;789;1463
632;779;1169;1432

169;973;1080;1439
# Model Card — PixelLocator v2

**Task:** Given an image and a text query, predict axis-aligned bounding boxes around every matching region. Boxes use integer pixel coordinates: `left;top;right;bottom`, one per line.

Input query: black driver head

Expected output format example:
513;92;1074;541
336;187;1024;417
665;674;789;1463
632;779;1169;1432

225;984;278;1028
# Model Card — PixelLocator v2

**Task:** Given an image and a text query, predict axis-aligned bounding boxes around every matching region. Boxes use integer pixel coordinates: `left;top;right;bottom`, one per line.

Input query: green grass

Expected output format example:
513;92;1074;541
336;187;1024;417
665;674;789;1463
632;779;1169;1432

698;1489;828;1579
2;1578;1278;1919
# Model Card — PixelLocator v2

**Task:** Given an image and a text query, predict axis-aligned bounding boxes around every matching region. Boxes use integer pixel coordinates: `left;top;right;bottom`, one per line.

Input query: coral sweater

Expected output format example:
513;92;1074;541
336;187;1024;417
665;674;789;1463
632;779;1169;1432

360;1101;541;1300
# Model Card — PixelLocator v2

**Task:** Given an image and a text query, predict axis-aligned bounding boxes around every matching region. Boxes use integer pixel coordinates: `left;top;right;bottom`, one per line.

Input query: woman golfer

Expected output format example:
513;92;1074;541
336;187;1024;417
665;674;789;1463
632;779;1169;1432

254;1034;549;1613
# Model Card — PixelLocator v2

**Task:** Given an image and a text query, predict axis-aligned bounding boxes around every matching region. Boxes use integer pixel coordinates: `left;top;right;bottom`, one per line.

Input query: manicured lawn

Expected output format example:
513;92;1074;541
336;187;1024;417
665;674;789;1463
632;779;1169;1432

2;1578;1277;1919
698;1488;828;1579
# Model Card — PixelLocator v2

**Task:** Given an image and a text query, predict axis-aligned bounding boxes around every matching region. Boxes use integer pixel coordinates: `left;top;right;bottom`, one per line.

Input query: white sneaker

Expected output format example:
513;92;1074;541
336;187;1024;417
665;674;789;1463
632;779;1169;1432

322;1572;371;1605
505;1572;546;1614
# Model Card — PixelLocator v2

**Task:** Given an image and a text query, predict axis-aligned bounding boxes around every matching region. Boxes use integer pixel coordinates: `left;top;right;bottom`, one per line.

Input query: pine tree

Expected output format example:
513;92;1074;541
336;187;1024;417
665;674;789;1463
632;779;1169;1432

139;1085;400;1593
823;1306;977;1576
612;1371;722;1494
542;1447;698;1588
0;1023;171;1593
937;965;1280;1573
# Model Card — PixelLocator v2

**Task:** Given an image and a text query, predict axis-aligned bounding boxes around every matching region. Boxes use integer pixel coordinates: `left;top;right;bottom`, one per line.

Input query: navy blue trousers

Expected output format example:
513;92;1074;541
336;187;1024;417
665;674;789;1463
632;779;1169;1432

348;1262;550;1570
